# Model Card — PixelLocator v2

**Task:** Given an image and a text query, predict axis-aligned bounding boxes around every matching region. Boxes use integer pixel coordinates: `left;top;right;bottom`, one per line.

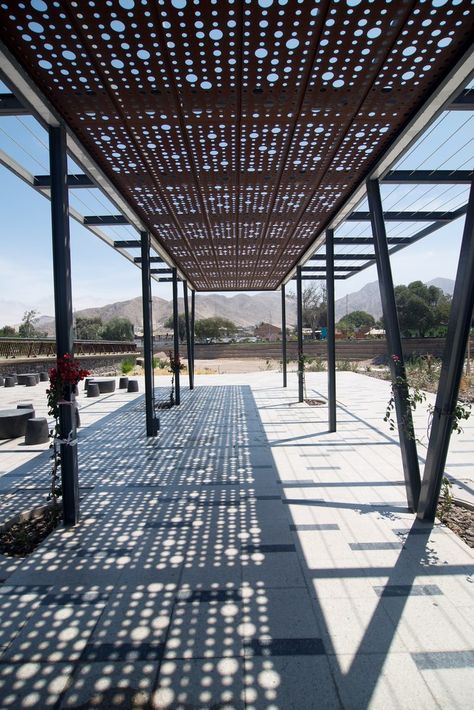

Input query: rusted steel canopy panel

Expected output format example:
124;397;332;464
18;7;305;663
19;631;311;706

0;0;472;290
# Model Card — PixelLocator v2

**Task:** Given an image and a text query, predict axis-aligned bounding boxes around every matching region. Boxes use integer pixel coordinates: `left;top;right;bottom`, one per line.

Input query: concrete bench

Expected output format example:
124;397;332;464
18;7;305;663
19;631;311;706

0;408;35;439
17;373;39;386
4;376;15;388
25;417;49;445
90;379;116;394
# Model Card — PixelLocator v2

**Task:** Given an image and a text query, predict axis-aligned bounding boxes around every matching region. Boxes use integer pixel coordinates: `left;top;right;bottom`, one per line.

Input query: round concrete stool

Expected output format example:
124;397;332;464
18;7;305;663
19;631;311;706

127;380;139;392
4;376;15;388
84;377;94;391
39;372;49;382
87;383;100;398
25;417;49;445
0;376;4;387
75;406;81;429
96;379;115;393
118;376;129;389
24;375;37;387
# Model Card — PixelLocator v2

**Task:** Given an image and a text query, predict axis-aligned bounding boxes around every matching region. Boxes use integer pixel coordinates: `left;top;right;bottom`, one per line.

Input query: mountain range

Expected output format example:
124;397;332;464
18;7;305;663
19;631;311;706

2;278;455;336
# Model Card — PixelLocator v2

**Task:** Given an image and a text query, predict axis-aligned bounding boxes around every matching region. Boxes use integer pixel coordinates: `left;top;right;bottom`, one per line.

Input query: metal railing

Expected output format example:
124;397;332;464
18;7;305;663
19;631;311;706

0;338;137;359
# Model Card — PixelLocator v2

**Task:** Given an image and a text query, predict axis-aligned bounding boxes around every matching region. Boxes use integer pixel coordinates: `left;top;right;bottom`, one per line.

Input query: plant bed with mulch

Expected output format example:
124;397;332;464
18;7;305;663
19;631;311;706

0;504;62;557
437;499;474;549
304;398;326;406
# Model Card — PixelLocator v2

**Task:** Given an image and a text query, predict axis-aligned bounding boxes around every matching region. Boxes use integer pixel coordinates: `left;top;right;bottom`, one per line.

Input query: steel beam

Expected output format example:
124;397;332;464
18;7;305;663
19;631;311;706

49;125;79;526
302;266;361;272
134;256;165;263
0;92;28;115
114;240;141;248
183;281;194;390
141;231;157;437
281;284;287;388
418;181;474;521
85;215;130;226
384;170;473;184
326;229;336;432
172;267;181;406
348;210;460;222
34;173;95;188
309;254;375;261
367;178;421;512
448;88;474;111
333;237;410;245
296;266;304;403
150;268;172;275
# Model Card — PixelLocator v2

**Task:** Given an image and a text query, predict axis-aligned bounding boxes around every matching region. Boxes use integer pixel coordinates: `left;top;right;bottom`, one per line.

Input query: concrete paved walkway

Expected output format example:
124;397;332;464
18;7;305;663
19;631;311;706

0;372;473;708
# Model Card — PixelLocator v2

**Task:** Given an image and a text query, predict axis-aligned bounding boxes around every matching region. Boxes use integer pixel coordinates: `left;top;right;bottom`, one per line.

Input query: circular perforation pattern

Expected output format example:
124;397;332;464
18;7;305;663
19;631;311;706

0;0;472;289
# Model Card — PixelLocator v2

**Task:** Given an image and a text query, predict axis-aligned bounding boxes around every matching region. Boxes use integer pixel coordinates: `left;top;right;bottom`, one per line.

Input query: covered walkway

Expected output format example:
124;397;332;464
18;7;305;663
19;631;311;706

0;372;472;708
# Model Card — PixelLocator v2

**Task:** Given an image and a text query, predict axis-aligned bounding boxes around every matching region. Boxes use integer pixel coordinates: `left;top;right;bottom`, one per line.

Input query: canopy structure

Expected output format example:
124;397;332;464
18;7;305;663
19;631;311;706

0;0;472;290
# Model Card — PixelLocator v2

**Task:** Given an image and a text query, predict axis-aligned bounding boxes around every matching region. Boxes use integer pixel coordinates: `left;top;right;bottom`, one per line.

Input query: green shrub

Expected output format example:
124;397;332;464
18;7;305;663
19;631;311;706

121;357;135;374
336;360;358;371
305;357;326;372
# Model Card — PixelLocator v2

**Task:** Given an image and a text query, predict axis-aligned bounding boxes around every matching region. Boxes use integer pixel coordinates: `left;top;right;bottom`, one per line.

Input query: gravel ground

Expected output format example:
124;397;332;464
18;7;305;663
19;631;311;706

439;502;474;548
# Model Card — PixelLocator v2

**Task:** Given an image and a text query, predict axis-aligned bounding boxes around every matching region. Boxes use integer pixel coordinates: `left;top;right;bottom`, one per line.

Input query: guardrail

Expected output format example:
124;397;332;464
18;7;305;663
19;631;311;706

0;338;137;359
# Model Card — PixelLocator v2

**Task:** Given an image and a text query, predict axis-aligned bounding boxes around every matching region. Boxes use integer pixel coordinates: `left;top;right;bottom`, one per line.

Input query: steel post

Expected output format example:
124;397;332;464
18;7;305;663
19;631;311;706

367;179;421;511
326;229;336;432
49;125;79;526
296;266;304;403
183;281;194;390
191;289;196;386
281;284;287;388
141;231;157;436
172;267;180;405
418;181;474;520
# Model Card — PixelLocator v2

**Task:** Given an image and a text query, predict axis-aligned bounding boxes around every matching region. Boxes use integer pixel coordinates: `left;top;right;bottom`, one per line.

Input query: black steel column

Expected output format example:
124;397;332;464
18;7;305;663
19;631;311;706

296;265;304;403
191;289;196;387
183;281;194;390
141;231;157;436
326;229;336;432
418;181;474;521
172;267;180;405
49;125;79;526
281;284;287;388
367;179;421;511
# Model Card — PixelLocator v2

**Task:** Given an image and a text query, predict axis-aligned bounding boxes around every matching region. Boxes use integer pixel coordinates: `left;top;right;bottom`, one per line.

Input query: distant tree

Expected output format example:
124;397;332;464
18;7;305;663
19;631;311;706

289;281;327;337
337;310;375;333
164;313;187;342
195;317;237;341
18;309;46;338
100;317;134;341
75;316;103;340
0;325;16;337
394;281;452;337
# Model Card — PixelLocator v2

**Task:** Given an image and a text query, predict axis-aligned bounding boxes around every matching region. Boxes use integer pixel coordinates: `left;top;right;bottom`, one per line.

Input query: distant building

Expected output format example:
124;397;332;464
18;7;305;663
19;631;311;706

254;322;281;341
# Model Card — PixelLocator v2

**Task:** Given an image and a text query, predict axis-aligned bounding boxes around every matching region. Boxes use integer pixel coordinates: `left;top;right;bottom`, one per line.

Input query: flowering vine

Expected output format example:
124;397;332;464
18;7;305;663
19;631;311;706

46;354;90;502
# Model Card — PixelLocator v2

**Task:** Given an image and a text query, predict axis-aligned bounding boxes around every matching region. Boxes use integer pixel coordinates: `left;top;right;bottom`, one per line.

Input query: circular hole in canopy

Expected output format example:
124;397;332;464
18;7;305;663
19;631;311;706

437;37;452;48
111;20;126;33
322;71;334;81
286;38;299;50
402;46;417;57
402;70;415;80
137;49;150;60
31;0;47;11
62;50;76;61
201;81;212;90
210;29;223;41
111;59;124;69
333;79;344;88
367;27;382;39
38;59;52;70
28;21;44;33
267;73;279;82
171;0;187;8
186;73;198;83
119;0;135;8
255;48;268;59
258;0;273;7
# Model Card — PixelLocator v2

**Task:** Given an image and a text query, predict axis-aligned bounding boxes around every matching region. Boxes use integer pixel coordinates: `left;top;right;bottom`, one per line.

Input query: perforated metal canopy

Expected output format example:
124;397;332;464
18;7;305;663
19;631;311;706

0;0;472;290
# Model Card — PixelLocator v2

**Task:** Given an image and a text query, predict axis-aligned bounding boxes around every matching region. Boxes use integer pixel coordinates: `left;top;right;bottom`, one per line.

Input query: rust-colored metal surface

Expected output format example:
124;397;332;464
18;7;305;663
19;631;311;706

0;1;472;290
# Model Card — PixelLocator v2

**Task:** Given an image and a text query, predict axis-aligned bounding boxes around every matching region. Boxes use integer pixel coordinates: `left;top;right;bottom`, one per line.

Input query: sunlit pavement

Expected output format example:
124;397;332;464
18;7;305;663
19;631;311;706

0;371;473;708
